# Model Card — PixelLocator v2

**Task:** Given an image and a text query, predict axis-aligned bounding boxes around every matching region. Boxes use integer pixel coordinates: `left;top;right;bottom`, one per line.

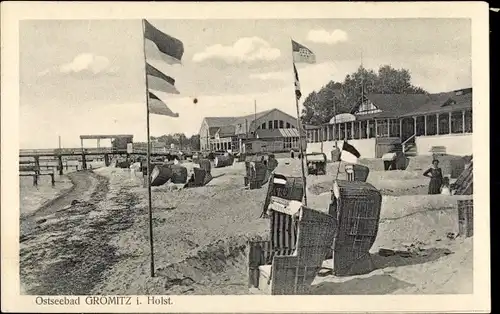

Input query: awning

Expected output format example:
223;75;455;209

255;128;302;139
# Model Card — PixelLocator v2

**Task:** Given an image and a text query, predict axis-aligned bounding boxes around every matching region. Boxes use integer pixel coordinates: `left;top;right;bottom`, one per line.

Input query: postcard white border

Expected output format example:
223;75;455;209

1;1;490;313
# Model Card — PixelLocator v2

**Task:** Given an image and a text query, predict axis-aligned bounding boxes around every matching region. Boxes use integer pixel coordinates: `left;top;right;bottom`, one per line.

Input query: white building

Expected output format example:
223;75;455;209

306;88;473;159
198;108;305;153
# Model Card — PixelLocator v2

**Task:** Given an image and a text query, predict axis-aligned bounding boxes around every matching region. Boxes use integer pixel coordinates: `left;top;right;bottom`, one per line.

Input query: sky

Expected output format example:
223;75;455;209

19;18;472;149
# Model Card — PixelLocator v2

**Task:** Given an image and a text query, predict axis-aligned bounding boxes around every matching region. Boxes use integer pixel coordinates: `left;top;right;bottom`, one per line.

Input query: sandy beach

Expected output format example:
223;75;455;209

19;156;473;295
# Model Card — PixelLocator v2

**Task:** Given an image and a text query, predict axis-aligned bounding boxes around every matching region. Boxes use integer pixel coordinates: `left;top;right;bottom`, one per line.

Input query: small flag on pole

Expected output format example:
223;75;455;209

341;141;361;164
293;63;302;100
144;20;184;65
146;63;180;94
292;39;316;64
148;91;179;117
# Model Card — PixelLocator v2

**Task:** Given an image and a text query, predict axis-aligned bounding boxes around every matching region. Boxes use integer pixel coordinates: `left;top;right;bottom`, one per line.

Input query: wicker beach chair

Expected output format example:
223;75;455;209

328;180;382;276
261;173;304;218
453;159;473;195
248;197;335;295
345;164;370;182
457;199;473;237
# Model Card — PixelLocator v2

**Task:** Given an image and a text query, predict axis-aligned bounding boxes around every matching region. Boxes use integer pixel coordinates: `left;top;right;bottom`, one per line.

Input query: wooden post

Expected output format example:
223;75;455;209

436;114;440;135
387;118;390;137
34;156;40;175
413;116;417;135
399;119;403;139
448;112;452;134
462;110;466;133
344;122;348;140
81;152;87;170
367;120;370;138
374;120;378;138
424;115;427;136
359;121;362;139
351;122;354;140
58;155;63;175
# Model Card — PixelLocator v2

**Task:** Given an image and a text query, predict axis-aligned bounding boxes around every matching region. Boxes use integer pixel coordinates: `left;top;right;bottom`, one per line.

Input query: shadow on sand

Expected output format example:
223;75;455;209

311;247;452;295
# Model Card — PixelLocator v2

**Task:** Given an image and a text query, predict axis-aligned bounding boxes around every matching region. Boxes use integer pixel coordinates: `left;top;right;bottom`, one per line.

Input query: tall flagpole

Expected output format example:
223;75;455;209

290;41;308;206
141;19;155;278
254;99;257;138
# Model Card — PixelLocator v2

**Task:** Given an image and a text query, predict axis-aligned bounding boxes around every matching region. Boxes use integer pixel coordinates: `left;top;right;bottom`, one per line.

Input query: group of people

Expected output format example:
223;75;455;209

423;159;451;195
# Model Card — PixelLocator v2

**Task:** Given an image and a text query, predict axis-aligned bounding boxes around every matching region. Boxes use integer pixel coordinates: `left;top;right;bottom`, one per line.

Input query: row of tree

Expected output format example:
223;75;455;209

300;65;428;126
150;133;200;150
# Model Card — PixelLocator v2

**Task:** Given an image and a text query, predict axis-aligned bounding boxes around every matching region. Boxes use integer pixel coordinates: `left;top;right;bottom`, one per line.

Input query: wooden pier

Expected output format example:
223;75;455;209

19;147;182;174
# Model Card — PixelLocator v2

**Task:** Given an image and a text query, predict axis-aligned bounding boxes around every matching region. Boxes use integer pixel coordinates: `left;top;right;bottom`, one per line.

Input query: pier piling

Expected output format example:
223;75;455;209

58;155;64;175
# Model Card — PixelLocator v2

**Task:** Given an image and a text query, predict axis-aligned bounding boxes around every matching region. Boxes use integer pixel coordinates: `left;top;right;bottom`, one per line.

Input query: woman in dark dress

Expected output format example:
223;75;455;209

423;159;443;195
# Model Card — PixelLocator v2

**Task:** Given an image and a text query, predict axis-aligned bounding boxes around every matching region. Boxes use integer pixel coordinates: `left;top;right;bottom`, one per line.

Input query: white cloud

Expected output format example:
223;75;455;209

249;71;288;81
248;62;339;90
306;29;348;45
192;37;281;63
37;53;118;77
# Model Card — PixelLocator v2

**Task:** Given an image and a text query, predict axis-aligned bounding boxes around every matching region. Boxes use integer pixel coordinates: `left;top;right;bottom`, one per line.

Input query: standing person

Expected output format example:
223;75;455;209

423;159;443;195
290;149;295;159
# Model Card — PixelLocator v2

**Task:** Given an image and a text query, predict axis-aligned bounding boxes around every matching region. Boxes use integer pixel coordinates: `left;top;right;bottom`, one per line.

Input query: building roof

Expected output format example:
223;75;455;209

204;108;298;137
255;128;304;139
217;125;236;137
204;117;239;128
401;88;472;117
351;93;431;120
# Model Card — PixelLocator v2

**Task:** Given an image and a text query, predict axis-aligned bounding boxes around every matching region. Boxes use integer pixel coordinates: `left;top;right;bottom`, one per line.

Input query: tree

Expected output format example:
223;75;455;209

300;65;427;125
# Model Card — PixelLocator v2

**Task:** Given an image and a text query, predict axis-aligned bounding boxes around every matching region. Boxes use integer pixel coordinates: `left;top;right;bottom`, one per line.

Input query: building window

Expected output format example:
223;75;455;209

390;119;400;137
360;121;367;139
279;120;284;128
451;112;463;133
284;138;292;149
353;122;360;139
261;123;266;129
286;122;291;128
416;116;425;136
464;110;473;133
268;121;273;129
274;120;279;129
438;113;450;134
426;115;437;136
376;120;388;137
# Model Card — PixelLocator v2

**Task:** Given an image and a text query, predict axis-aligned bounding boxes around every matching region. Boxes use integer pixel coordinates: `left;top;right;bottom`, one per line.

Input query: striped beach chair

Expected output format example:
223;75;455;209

248;197;335;295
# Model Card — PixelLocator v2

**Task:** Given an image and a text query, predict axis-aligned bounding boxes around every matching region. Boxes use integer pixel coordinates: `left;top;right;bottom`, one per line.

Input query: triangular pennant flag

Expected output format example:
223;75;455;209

146;63;179;94
293;63;302;100
148;91;179;117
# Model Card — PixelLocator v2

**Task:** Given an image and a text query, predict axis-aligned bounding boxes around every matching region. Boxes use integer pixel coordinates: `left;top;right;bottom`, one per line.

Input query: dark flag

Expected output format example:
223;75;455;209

144;19;184;64
341;141;361;164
